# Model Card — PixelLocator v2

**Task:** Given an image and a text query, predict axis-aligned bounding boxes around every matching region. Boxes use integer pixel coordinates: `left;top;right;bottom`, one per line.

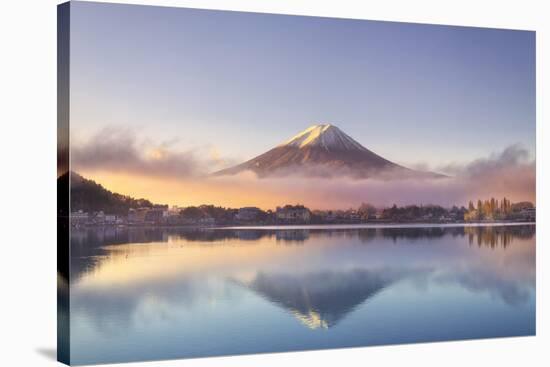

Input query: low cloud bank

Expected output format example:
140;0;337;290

72;130;535;209
208;145;535;208
208;170;533;209
438;144;533;178
72;128;221;178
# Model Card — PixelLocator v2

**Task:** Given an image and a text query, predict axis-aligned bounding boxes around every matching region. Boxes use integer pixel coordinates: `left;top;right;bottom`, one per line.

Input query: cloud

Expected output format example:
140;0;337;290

437;144;533;178
73;130;535;209
437;269;532;306
72;128;212;178
207;145;535;209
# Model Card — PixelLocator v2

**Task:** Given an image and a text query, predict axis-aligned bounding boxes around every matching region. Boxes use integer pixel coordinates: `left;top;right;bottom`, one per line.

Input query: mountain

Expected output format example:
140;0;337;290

58;171;161;214
214;123;441;179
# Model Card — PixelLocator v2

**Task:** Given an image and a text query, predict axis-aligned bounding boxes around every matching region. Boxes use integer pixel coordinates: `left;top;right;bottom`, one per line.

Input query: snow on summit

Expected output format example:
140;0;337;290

281;124;367;151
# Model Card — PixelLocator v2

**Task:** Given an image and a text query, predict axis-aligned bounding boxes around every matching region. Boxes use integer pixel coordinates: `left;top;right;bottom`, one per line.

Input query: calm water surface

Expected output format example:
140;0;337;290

67;224;535;365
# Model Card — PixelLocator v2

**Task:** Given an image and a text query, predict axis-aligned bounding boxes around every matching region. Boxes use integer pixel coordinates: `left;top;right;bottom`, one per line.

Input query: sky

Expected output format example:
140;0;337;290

68;1;536;209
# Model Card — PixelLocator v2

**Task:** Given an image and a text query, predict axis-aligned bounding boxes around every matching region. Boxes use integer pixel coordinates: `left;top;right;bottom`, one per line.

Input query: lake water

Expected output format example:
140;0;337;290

67;224;535;365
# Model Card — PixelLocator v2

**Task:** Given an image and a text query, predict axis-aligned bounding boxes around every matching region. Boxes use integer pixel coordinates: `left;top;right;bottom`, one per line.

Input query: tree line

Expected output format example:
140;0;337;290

464;197;534;221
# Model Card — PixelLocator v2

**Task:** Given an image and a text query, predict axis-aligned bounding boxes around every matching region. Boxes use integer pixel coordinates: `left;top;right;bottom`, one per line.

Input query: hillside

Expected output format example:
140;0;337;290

58;171;161;214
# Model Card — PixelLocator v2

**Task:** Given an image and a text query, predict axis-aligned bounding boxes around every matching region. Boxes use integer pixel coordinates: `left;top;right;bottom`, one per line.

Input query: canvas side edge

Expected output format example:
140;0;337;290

57;2;71;365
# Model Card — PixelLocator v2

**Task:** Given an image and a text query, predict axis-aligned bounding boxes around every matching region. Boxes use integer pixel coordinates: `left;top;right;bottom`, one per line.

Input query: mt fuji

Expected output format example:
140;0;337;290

214;124;441;179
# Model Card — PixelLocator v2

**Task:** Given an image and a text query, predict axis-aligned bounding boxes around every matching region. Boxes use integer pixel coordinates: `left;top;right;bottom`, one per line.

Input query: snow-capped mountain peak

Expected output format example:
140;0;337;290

280;123;366;151
214;123;443;179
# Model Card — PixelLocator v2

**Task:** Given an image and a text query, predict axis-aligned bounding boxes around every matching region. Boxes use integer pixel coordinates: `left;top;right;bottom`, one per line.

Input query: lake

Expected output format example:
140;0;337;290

66;224;536;365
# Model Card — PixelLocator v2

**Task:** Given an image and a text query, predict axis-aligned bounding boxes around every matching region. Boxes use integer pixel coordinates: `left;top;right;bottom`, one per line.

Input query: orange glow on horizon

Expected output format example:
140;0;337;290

79;170;301;210
78;169;535;211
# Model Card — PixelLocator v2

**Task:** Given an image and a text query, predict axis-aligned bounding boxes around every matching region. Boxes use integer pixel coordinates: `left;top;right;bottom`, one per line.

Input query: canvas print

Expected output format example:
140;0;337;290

57;1;536;365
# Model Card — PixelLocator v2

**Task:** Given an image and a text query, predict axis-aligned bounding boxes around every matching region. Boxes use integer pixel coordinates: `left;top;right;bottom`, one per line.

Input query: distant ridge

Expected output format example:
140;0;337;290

214;123;443;179
58;171;161;214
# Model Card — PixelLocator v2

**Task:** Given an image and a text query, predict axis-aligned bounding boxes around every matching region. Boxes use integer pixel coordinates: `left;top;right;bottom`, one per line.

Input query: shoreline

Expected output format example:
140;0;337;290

72;221;536;230
214;222;536;230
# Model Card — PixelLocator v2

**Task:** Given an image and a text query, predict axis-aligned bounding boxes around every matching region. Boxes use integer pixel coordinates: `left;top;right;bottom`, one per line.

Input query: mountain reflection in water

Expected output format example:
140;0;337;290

243;268;408;329
66;224;535;365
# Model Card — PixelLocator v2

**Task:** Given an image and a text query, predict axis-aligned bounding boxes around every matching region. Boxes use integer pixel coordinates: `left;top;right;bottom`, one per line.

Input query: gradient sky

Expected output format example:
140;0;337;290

70;1;535;169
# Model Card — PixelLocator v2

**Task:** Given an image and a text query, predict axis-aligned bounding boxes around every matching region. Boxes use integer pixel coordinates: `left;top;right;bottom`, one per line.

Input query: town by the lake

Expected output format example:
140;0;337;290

71;198;535;227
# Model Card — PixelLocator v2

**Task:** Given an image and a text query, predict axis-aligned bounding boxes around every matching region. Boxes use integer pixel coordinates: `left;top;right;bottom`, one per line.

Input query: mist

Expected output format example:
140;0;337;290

72;130;535;209
203;144;535;209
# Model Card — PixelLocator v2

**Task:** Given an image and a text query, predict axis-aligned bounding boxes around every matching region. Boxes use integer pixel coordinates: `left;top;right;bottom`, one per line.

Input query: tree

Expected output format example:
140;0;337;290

180;206;204;220
501;197;511;216
358;203;377;219
482;200;492;219
477;200;483;220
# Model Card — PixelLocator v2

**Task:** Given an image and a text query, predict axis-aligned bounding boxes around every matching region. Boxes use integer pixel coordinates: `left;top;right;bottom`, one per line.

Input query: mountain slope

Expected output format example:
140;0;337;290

214;123;441;179
58;171;160;214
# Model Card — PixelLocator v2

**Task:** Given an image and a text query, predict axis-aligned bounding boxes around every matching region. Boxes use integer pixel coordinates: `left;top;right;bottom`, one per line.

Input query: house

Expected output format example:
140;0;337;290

144;208;164;223
519;207;536;221
71;210;89;226
165;206;183;217
198;216;215;226
128;208;149;223
276;205;311;223
104;214;117;224
94;211;105;223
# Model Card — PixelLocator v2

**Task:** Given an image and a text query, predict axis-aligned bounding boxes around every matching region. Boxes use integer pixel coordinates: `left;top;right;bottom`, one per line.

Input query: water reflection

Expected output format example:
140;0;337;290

242;268;409;329
68;224;535;365
464;225;534;248
70;225;535;281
